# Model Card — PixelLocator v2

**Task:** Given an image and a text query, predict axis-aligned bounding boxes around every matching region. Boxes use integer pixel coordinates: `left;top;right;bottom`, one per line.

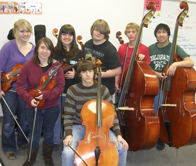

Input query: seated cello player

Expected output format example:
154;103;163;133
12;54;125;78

62;60;129;166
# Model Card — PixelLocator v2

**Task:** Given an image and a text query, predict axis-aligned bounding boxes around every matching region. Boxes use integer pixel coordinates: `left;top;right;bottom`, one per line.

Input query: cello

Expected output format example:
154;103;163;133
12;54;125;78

74;59;119;166
159;1;196;148
118;2;160;151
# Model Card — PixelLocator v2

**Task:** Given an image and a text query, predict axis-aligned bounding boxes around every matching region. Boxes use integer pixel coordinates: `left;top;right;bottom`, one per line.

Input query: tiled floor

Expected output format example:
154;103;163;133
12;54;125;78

1;116;196;166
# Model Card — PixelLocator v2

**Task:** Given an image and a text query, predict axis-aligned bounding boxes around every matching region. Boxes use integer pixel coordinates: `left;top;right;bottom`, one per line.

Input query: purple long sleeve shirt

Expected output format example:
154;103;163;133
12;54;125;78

0;39;35;92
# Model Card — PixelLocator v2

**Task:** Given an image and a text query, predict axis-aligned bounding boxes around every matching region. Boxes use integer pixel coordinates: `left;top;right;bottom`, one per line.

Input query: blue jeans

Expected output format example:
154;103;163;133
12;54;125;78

154;89;164;115
53;95;66;145
62;125;127;166
1;88;29;153
26;105;60;149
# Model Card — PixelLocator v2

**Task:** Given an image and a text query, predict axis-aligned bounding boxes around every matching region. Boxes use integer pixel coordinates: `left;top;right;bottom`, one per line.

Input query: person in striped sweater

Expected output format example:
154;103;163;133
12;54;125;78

62;60;128;166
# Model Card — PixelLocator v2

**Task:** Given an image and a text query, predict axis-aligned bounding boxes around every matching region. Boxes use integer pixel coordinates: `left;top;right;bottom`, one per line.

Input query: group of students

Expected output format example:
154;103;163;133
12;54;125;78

0;17;194;166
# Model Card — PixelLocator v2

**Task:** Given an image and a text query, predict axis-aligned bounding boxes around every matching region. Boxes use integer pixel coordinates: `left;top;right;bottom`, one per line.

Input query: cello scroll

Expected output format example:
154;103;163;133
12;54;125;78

52;28;59;39
116;31;124;44
77;35;84;50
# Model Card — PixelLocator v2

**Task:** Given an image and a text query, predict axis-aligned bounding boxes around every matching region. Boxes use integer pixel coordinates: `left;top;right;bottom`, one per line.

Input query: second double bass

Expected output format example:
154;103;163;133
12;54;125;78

158;1;196;148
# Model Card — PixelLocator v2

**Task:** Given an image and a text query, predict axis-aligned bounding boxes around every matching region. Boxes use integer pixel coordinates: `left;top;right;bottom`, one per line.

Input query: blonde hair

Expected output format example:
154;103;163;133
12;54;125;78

124;22;139;35
90;19;110;40
13;19;33;38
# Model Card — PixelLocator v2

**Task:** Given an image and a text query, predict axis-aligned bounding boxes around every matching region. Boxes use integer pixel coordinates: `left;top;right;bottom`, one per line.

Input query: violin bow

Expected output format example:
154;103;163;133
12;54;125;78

68;145;89;166
119;43;129;88
1;96;29;142
28;100;39;161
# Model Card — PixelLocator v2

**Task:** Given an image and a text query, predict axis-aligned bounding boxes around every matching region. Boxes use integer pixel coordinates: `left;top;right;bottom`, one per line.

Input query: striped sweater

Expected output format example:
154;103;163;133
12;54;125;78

63;81;121;137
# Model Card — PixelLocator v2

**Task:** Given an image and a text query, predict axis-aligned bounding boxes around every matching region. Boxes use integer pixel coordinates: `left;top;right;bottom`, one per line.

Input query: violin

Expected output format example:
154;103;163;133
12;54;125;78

1;64;23;92
118;2;160;151
77;35;84;50
52;28;58;39
116;31;124;44
158;1;196;148
74;59;119;166
62;58;82;74
29;61;64;107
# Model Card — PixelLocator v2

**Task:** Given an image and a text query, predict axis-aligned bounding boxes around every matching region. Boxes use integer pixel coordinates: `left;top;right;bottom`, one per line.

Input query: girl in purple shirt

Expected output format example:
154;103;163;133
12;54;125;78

0;19;34;160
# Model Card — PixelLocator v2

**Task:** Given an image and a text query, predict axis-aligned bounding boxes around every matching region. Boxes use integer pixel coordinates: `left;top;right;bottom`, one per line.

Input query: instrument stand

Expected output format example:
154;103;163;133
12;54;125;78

175;147;179;166
94;146;101;166
130;151;135;165
165;122;173;147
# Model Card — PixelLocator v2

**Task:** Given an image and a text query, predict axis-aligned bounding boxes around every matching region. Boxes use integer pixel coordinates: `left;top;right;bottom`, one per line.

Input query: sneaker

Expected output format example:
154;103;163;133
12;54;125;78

156;138;165;150
21;144;28;151
6;152;15;160
53;144;60;151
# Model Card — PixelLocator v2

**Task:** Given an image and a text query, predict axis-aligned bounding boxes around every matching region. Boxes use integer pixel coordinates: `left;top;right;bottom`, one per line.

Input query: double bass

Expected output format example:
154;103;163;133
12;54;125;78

118;2;160;151
159;1;196;148
74;59;118;166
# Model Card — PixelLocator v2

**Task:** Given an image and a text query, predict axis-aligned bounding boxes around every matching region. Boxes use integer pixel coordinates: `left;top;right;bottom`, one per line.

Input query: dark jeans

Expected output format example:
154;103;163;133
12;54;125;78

53;95;66;145
26;105;60;149
1;88;29;153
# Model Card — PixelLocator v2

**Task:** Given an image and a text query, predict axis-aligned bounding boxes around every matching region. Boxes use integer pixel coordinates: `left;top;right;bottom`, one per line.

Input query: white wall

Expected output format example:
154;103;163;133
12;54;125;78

0;0;145;116
2;1;195;116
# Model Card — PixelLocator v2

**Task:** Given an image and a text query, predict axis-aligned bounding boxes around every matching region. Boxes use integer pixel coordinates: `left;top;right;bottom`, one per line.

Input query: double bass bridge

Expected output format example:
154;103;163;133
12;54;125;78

161;98;184;116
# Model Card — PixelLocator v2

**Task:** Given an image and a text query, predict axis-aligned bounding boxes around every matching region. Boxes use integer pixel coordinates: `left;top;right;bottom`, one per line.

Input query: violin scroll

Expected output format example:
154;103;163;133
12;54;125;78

52;28;59;39
116;31;124;44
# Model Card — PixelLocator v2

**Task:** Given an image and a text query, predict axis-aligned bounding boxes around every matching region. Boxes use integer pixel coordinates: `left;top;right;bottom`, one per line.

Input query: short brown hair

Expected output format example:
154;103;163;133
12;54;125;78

124;22;139;35
32;37;54;66
90;19;110;40
76;60;97;78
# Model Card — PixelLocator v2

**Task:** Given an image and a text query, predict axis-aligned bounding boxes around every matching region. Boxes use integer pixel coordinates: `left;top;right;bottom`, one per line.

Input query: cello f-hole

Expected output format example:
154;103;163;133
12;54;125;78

85;132;93;144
